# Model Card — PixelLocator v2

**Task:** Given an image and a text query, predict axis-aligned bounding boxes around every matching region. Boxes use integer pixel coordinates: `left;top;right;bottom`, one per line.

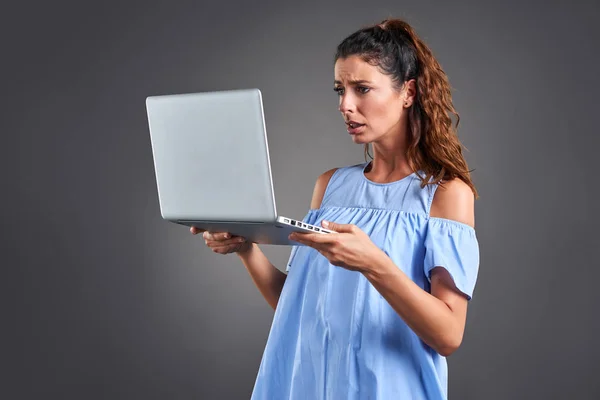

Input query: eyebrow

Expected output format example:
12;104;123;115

333;79;372;85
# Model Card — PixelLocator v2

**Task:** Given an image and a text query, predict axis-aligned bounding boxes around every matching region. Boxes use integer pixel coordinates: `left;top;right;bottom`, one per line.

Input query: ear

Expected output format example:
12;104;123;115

402;79;417;108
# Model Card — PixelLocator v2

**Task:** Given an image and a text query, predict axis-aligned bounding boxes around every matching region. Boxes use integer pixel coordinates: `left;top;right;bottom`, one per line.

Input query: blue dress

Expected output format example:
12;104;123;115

251;162;480;400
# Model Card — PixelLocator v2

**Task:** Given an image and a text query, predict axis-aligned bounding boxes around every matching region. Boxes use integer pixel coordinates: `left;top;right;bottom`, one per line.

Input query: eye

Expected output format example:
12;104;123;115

333;87;344;96
357;86;370;94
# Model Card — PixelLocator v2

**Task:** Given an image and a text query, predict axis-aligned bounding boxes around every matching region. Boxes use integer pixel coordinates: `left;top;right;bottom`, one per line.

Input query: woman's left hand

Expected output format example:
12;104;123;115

289;220;385;273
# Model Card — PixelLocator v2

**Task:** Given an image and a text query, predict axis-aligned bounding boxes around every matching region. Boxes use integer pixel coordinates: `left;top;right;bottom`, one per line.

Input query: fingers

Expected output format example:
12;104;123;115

290;232;337;245
289;234;330;252
322;220;354;233
209;242;246;254
205;237;246;247
190;227;213;236
189;228;248;254
189;228;230;240
203;231;232;241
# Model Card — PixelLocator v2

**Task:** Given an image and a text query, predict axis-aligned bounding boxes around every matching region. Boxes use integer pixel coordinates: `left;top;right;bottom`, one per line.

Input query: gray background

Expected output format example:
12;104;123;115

1;0;598;399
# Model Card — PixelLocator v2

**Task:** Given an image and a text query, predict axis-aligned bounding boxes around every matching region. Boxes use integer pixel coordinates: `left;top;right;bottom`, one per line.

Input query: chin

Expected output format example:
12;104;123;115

350;133;370;144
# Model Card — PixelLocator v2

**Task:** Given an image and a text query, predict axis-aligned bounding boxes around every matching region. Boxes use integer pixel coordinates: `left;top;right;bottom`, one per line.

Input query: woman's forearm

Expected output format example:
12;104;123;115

237;243;287;310
363;256;463;356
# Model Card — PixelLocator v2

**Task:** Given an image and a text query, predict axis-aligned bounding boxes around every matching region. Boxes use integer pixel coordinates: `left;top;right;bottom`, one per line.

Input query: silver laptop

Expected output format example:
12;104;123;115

145;88;333;245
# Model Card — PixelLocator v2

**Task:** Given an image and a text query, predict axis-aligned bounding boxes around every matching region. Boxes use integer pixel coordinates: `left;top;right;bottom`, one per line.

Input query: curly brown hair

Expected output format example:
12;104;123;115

334;18;478;198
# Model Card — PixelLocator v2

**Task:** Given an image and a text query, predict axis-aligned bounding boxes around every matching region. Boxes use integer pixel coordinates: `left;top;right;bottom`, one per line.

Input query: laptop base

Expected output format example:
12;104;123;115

176;217;333;246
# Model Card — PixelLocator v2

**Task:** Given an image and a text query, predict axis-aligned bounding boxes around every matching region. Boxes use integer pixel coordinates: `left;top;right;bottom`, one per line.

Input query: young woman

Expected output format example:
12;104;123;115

194;18;480;400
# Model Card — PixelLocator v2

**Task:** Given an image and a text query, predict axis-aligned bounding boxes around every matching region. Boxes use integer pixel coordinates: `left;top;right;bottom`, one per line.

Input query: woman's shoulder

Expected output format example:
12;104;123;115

429;178;475;228
310;167;340;209
310;163;367;206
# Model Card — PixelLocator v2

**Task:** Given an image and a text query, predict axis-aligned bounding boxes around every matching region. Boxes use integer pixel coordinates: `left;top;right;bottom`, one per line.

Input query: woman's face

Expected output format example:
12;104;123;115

334;55;409;145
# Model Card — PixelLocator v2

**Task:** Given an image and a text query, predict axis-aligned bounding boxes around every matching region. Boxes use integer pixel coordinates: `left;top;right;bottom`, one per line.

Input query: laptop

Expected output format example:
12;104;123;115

145;88;334;245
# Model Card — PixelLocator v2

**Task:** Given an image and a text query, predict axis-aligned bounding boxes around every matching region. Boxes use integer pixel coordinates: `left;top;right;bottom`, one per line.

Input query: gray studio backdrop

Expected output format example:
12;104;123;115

2;0;598;399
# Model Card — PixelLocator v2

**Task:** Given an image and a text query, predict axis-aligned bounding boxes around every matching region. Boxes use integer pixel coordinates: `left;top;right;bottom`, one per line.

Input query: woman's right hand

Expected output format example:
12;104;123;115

190;227;251;255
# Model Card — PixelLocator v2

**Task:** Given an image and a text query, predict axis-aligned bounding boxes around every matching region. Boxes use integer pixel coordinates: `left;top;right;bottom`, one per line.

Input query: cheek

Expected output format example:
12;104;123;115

365;100;399;129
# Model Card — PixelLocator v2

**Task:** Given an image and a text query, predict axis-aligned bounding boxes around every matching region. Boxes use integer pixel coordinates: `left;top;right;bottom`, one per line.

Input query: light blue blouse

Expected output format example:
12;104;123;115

251;162;480;400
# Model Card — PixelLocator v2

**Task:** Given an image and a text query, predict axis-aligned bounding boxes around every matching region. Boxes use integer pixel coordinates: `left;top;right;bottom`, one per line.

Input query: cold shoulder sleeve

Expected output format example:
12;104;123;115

423;217;480;300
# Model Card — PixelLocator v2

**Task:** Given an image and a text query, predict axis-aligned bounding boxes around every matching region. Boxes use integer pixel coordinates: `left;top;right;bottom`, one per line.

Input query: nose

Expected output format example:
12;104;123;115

338;93;356;114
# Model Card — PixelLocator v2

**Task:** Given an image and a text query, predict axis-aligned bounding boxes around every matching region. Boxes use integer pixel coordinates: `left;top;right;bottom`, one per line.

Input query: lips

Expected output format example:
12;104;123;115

346;120;365;129
346;120;366;135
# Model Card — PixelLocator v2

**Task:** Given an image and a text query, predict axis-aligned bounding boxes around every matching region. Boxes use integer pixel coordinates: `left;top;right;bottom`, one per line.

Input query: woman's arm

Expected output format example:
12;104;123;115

237;244;287;310
363;178;475;356
238;167;338;310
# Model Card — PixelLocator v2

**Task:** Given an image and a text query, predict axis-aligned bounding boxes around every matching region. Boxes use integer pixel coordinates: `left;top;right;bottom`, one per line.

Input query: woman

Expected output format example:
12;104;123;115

193;18;480;400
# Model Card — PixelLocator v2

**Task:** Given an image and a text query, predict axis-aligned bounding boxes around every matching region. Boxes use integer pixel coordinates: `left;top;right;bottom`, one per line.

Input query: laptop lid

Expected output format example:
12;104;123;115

146;88;278;223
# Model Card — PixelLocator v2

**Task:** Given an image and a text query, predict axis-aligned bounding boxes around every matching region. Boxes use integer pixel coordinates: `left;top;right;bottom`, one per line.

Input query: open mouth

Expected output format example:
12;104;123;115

346;121;365;129
346;121;366;135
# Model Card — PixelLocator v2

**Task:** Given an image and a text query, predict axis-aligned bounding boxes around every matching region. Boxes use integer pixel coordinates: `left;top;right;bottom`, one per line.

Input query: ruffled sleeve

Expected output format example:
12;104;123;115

424;217;480;300
285;209;322;272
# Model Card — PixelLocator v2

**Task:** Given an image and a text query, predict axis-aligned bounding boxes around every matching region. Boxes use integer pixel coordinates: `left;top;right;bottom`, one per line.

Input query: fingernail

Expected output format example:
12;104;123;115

322;220;329;227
